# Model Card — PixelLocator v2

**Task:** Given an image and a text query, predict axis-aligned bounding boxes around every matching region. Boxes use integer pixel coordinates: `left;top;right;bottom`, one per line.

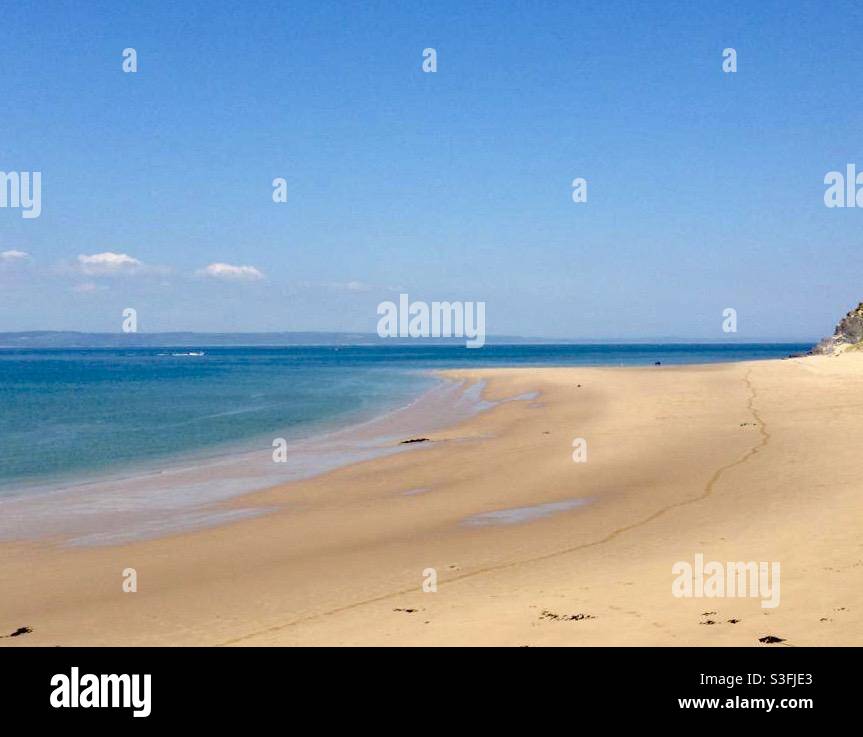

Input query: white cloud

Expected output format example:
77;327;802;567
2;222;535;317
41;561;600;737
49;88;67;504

196;262;265;281
344;280;371;292
77;252;143;276
1;250;29;261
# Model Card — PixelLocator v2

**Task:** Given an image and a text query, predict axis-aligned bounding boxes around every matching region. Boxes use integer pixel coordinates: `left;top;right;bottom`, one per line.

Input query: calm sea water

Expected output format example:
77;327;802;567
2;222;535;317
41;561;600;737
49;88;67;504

0;343;810;494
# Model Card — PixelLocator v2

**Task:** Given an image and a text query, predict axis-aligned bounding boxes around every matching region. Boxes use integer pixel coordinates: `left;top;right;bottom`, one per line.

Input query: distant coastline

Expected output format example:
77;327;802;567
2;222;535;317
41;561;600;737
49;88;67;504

0;331;819;349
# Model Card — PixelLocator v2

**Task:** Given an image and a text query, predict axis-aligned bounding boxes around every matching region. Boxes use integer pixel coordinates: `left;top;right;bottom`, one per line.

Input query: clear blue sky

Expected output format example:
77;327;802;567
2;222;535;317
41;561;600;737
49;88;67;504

1;0;862;340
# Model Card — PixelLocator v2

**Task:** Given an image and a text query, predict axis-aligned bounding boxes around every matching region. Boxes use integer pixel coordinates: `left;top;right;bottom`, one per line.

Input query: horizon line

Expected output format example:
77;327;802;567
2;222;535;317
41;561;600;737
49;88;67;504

0;329;818;346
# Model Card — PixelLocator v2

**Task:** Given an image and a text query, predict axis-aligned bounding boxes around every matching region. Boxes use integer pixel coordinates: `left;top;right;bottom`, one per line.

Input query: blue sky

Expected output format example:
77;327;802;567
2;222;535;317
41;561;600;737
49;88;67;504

1;0;862;340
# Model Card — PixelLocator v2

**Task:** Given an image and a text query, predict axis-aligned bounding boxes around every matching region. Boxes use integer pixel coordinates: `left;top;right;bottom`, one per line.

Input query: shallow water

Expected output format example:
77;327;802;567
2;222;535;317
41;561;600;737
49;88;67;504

463;498;592;526
0;343;809;543
0;343;809;492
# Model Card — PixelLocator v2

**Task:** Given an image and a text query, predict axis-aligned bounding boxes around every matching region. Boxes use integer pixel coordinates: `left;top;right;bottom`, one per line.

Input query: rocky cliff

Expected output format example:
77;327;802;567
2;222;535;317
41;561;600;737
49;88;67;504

811;302;863;354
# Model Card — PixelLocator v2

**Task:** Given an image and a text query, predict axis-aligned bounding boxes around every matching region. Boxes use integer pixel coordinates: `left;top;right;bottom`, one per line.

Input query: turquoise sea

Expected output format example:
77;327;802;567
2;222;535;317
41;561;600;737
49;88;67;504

0;343;811;496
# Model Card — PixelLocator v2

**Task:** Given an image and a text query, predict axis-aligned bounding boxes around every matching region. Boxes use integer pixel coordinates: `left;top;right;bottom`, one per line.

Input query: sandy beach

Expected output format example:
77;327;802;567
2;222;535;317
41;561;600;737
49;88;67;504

1;355;861;647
